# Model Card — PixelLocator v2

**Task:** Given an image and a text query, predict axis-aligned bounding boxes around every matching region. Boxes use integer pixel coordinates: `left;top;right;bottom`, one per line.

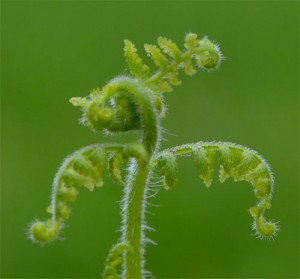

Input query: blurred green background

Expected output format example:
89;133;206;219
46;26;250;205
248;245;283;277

1;1;299;278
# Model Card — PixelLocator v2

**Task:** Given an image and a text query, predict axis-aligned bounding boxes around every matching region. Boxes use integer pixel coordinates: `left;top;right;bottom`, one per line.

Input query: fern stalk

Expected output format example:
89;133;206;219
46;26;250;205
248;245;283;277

28;33;278;279
122;165;151;278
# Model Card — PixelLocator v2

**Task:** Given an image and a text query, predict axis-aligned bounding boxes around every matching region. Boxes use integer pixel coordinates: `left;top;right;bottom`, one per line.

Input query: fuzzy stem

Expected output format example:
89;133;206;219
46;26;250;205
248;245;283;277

109;77;159;278
122;163;151;278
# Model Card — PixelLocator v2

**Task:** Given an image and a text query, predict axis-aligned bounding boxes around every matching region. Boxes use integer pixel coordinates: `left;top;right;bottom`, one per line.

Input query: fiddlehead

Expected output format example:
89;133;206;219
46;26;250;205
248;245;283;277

29;32;277;278
153;142;279;239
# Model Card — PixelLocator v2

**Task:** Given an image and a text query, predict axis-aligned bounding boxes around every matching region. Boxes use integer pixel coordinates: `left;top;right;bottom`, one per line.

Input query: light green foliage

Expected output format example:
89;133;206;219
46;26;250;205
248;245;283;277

124;32;221;96
28;143;145;244
153;142;278;239
29;33;277;278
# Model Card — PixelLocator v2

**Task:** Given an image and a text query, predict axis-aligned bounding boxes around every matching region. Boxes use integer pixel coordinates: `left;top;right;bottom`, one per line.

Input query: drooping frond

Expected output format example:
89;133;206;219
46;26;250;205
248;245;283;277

28;143;150;244
152;142;278;239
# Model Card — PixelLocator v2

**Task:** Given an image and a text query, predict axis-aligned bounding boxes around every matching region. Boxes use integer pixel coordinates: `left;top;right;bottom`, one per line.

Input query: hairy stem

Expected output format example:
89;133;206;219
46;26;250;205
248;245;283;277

122;163;151;278
28;34;278;279
110;77;159;278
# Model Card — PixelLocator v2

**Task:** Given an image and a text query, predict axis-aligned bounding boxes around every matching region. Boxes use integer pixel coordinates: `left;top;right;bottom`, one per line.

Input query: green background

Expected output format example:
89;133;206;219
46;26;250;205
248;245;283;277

1;1;299;278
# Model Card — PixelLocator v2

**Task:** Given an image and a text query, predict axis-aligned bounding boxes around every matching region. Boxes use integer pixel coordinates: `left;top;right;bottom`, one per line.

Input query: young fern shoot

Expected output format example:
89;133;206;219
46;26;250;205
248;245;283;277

29;33;278;278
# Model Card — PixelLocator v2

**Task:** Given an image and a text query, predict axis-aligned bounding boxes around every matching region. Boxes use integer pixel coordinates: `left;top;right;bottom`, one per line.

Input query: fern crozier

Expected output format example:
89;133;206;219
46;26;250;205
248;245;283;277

29;33;277;278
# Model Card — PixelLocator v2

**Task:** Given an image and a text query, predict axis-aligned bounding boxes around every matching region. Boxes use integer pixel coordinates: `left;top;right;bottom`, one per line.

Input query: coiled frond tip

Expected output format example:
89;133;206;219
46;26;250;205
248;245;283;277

28;219;61;245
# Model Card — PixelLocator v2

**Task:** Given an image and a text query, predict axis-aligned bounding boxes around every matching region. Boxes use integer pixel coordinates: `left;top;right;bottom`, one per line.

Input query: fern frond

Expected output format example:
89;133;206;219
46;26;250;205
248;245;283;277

152;142;278;239
142;33;222;94
28;142;149;244
30;32;277;279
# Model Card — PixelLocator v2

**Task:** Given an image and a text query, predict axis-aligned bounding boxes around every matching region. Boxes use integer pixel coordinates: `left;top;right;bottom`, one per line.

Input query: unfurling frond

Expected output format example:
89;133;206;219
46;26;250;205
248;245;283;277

28;145;108;244
153;142;278;239
28;142;150;244
29;220;60;244
149;33;221;92
122;33;222;95
195;39;222;69
30;32;277;279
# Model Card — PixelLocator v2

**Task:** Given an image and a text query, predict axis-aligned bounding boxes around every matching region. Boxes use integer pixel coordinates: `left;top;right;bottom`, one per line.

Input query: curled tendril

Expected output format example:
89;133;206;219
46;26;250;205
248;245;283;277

70;77;158;155
152;142;279;239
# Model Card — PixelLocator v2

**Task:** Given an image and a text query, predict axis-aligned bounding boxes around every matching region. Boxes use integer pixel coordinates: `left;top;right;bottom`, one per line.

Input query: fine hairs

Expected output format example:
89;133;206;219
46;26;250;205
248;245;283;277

29;33;278;279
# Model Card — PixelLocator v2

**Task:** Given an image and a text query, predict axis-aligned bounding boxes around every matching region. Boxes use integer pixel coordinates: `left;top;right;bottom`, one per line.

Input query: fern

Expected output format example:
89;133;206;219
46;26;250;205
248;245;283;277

29;33;278;278
153;142;277;239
